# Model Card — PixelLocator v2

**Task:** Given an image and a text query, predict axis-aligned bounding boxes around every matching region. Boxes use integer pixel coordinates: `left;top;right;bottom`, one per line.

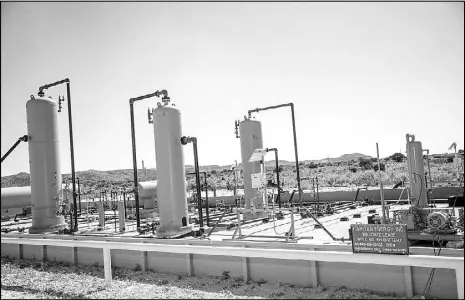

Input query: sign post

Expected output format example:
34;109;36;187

351;224;409;255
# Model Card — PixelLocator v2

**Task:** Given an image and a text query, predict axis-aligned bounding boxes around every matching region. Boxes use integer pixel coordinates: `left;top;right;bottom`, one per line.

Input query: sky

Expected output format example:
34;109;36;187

1;2;464;176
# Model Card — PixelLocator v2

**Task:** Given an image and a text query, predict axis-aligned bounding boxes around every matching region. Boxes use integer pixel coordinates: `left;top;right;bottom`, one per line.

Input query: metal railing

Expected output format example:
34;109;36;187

1;237;463;299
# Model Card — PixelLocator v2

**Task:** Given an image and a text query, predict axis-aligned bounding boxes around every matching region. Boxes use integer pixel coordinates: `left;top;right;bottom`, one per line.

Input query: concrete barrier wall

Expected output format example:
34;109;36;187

1;238;461;299
147;251;187;274
192;254;242;279
47;246;72;263
248;257;313;287
318;262;405;295
412;267;458;299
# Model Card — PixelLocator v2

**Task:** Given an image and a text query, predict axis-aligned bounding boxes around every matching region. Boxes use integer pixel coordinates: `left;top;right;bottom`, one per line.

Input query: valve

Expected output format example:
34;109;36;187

180;136;196;145
147;108;153;124
58;95;64;112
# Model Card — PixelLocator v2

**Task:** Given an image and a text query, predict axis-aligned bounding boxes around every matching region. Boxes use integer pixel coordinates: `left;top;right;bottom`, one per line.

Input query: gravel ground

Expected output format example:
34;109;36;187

1;257;426;299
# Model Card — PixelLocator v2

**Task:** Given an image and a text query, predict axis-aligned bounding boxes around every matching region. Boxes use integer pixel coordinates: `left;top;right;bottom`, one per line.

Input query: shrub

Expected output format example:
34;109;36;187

133;264;142;272
372;163;386;171
359;158;373;170
308;162;318;169
389;152;406;163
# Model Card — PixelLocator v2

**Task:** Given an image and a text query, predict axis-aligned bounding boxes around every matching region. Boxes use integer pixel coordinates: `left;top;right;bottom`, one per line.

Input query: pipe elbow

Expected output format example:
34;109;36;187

65;78;70;83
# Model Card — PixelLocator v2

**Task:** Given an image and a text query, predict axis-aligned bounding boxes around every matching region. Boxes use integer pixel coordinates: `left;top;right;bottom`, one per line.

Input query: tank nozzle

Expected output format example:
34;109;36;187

181;136;196;145
147;108;153;124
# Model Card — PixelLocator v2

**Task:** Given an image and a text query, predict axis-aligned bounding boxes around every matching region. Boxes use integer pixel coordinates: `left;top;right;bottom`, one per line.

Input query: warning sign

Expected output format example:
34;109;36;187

351;224;409;255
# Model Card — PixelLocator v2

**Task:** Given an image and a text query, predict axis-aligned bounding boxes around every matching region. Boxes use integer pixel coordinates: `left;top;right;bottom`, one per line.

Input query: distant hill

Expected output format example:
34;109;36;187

1;151;458;191
331;153;373;162
0;153;385;189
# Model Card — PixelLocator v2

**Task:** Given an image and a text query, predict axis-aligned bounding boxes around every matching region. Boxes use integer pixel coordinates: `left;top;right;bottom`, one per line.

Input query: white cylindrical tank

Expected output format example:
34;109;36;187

26;97;66;234
153;101;192;237
138;181;157;209
406;134;427;208
239;118;264;210
1;186;31;210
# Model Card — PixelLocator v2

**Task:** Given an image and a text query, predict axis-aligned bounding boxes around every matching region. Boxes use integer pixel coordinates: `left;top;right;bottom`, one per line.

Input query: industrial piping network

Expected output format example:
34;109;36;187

181;136;204;232
187;171;210;227
129;90;168;232
37;78;78;230
246;103;302;205
265;147;281;209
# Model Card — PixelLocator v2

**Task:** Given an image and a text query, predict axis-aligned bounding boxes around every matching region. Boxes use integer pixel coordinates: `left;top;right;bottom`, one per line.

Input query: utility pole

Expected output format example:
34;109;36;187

377;143;387;224
142;160;147;181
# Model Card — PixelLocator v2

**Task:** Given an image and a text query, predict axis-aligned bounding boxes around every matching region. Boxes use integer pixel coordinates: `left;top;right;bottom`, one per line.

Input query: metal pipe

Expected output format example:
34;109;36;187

423;149;434;204
316;177;320;209
202;171;209;227
247;103;301;206
206;210;227;237
129;100;140;232
1;135;28;163
123;191;127;220
77;177;81;216
266;148;281;209
354;187;367;202
181;136;204;229
289;104;302;206
188;171;210;227
233;160;238;196
193;140;204;229
65;80;78;230
129;90;168;233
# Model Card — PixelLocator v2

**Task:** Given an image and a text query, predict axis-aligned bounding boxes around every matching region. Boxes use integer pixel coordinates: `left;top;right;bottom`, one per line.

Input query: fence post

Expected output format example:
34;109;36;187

18;244;23;260
403;266;414;298
186;253;193;277
456;265;464;300
309;247;319;288
242;245;249;282
103;247;112;286
73;247;78;266
41;237;47;262
141;241;148;272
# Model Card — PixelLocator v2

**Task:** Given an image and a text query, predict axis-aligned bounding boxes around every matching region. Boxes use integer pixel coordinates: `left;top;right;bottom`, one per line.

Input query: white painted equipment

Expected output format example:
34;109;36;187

1;186;31;210
26;97;66;233
153;100;192;237
239;117;265;213
138;181;157;210
406;134;428;208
